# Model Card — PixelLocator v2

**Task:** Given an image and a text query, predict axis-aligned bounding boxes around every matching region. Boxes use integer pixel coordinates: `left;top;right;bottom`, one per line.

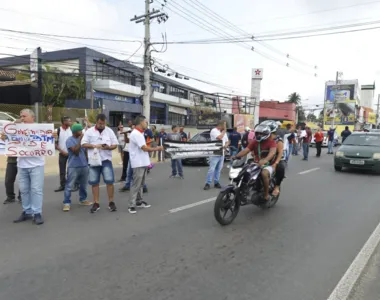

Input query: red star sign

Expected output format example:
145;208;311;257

255;69;261;75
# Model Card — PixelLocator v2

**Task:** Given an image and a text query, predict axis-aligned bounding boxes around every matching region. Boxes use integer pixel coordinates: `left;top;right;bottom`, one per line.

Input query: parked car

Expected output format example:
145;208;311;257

182;130;231;166
334;132;380;173
310;130;339;147
0;111;18;128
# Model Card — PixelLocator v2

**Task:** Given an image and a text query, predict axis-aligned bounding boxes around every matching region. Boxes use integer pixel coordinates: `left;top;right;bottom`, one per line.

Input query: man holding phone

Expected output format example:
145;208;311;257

82;114;118;213
204;121;229;190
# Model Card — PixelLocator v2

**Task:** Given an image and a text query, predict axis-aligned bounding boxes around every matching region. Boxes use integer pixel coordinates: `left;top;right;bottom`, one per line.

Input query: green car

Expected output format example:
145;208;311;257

334;132;380;173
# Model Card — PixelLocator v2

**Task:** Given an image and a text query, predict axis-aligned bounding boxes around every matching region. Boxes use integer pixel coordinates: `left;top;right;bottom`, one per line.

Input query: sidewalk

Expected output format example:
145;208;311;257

0;150;160;179
348;242;380;300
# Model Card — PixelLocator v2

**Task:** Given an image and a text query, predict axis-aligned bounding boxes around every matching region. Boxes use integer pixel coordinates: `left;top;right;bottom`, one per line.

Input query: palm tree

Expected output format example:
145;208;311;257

287;92;301;105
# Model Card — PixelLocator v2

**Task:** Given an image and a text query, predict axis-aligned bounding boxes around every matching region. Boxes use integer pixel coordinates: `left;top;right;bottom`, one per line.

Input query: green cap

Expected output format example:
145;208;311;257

71;123;83;133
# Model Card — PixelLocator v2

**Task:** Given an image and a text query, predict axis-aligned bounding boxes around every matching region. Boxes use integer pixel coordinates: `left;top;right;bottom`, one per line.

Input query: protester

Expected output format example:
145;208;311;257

14;109;45;225
120;125;132;182
204;121;229;190
157;127;167;162
228;126;240;167
151;125;158;159
341;126;352;143
81;114;118;213
128;115;163;214
3;156;21;204
55;116;72;192
295;126;302;155
286;126;296;162
302;126;312;161
63;124;92;211
241;127;250;150
314;127;324;157
179;127;188;141
327;126;336;154
167;125;184;178
117;121;125;165
144;126;154;157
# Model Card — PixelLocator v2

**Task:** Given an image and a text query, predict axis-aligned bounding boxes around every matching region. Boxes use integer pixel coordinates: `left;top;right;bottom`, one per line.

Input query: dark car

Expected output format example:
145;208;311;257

334;132;380;173
182;130;232;166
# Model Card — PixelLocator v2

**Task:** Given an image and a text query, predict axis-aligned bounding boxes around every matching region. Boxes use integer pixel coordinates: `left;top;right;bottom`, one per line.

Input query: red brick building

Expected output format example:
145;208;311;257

259;101;296;123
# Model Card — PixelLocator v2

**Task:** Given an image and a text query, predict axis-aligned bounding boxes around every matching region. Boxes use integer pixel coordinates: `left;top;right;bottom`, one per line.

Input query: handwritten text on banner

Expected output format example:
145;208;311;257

4;123;55;157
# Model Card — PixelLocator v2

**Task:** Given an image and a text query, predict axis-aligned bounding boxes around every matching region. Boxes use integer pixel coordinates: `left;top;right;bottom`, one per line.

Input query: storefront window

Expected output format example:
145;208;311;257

150;106;166;124
168;112;185;126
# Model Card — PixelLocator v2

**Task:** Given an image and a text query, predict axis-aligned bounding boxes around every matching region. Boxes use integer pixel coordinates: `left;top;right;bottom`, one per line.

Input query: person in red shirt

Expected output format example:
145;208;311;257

232;124;277;201
314;127;324;157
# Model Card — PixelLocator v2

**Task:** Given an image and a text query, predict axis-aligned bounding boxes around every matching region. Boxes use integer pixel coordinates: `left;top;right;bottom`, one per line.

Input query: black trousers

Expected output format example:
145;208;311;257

5;162;18;199
59;154;68;187
121;152;130;181
275;160;286;186
316;141;322;157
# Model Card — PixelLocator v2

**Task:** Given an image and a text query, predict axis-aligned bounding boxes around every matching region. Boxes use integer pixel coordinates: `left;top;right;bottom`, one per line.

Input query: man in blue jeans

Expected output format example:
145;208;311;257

327;126;336;154
167;125;184;178
228;126;240;168
302;126;312;161
204;121;229;190
82;114;118;213
13;109;45;225
63;124;93;211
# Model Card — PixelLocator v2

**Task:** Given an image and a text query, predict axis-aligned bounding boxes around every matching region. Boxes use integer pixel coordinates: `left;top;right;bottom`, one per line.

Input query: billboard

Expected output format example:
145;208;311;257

234;114;254;133
324;102;355;125
325;84;356;103
197;111;222;129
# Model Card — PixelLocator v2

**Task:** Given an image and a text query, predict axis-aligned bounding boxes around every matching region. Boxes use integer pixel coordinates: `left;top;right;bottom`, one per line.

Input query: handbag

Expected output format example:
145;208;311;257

88;149;102;167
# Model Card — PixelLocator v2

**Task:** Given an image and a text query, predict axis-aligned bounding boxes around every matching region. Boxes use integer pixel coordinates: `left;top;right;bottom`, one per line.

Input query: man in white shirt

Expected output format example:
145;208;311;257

82;114;118;213
128;115;163;214
13;109;45;225
204;121;229;190
55;116;72;192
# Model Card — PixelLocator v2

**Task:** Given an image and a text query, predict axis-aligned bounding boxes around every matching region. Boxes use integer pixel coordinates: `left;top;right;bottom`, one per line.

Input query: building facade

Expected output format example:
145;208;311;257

0;47;217;127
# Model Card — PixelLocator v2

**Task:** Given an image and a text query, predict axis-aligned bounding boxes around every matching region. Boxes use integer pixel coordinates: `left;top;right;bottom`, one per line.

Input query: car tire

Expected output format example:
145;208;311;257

334;165;342;172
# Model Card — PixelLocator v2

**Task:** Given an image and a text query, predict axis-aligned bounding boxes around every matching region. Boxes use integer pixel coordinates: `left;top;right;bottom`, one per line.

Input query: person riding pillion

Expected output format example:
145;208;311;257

232;124;277;201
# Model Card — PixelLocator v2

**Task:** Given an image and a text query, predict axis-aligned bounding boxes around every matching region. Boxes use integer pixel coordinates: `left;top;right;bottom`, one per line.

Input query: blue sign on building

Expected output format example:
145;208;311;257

94;91;140;104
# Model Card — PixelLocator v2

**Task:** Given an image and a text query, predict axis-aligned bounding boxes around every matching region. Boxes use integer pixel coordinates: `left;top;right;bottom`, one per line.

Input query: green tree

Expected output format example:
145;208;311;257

287;92;301;105
307;113;317;122
42;65;85;107
297;106;306;122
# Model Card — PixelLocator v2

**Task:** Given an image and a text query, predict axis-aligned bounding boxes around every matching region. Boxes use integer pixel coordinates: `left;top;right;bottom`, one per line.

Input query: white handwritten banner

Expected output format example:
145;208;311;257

4;123;55;157
0;125;5;155
164;140;223;160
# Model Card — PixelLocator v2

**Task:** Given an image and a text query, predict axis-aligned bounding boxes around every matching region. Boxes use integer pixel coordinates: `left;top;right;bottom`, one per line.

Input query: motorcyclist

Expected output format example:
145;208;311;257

232;124;277;201
260;120;286;196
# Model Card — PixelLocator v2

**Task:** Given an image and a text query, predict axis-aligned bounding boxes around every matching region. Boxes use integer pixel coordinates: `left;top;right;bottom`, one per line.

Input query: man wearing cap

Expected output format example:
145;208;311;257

62;123;92;211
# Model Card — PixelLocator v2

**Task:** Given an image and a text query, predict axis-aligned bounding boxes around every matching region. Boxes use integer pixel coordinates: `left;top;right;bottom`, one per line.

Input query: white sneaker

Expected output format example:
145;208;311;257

128;207;137;214
137;201;151;208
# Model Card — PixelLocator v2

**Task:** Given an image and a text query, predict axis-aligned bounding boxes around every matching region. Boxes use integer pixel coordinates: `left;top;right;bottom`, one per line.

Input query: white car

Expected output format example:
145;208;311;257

0;111;18;128
310;131;339;147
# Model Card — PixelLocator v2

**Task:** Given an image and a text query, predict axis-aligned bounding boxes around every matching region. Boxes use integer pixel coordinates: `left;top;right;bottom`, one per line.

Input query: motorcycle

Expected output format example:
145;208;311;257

214;157;281;226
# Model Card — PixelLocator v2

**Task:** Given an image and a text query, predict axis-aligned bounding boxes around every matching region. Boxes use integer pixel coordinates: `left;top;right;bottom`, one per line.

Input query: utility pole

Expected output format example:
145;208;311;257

130;1;168;123
376;94;380;128
244;97;247;114
331;71;343;128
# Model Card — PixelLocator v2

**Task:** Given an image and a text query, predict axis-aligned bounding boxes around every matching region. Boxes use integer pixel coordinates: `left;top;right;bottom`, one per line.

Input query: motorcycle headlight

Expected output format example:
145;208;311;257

373;153;380;159
335;151;344;157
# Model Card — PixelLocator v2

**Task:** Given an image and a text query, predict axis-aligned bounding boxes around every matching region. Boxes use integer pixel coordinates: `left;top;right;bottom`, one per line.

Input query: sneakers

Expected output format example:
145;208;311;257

63;204;71;212
80;200;93;206
136;201;151;208
214;183;222;189
170;175;177;178
13;211;33;223
54;186;65;192
178;175;184;179
33;213;44;225
204;184;211;190
108;202;117;212
119;186;130;192
128;207;137;214
3;197;15;204
90;203;100;213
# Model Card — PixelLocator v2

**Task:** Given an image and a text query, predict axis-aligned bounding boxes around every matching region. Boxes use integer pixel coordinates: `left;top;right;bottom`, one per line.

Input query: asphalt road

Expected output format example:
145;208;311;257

1;147;380;300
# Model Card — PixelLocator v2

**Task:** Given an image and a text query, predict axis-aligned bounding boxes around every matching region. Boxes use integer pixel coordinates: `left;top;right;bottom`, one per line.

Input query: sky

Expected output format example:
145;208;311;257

0;0;380;113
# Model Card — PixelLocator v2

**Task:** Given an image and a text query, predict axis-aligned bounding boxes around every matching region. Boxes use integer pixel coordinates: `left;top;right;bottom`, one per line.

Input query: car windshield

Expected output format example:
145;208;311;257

343;134;380;146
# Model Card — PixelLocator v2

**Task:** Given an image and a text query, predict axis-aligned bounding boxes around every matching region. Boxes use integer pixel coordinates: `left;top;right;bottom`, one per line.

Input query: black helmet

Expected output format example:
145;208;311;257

254;124;271;142
260;120;280;133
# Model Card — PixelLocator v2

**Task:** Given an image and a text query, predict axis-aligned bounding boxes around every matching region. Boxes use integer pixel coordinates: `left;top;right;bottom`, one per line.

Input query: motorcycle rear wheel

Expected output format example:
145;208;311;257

214;190;241;226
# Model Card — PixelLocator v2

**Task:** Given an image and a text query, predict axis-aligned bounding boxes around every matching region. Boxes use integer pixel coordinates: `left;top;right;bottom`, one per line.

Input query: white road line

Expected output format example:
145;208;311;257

169;197;217;213
298;167;320;175
327;221;380;300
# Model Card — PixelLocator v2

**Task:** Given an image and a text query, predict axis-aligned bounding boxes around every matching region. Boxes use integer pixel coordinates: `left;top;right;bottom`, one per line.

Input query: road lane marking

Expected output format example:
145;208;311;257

298;167;320;175
327;221;380;300
169;197;217;213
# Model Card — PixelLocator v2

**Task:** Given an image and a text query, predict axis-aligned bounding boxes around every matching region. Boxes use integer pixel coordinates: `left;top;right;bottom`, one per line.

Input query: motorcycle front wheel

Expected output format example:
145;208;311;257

214;189;241;226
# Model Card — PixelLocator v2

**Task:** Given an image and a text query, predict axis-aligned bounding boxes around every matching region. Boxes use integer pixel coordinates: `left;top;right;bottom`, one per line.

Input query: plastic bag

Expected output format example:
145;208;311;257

88;149;102;167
